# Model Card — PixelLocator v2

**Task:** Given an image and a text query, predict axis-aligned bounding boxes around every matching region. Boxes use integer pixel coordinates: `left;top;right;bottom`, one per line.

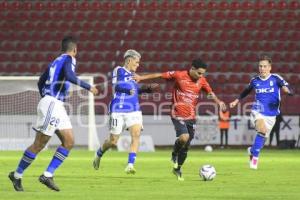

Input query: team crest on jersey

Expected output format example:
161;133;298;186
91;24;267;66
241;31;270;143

270;81;273;86
169;71;175;75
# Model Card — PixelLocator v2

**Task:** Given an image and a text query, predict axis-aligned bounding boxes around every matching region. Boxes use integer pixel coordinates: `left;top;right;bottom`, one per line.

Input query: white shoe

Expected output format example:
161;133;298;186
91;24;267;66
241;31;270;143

250;156;258;170
93;153;101;170
125;164;136;174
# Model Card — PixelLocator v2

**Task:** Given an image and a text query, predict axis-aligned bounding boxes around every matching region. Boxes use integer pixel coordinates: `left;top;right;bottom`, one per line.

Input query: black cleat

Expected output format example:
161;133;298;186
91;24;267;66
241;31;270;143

171;152;178;168
8;171;24;191
39;175;60;191
172;168;184;181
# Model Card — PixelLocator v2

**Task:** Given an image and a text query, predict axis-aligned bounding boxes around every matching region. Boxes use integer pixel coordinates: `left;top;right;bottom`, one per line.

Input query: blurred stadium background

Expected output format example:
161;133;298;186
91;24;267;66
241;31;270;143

0;0;299;150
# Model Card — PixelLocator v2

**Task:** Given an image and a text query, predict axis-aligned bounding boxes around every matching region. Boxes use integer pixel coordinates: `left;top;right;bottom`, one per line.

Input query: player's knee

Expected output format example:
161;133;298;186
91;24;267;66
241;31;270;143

62;139;74;150
179;134;189;144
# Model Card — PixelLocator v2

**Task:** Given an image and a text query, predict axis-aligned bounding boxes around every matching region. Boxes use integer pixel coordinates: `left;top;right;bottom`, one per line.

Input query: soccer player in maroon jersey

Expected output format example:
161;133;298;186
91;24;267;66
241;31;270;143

134;59;226;180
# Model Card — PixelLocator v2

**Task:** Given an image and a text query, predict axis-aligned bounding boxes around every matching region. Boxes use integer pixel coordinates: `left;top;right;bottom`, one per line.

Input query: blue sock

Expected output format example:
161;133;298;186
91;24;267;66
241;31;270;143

251;133;266;157
46;146;69;175
16;150;37;174
97;148;104;157
128;152;136;164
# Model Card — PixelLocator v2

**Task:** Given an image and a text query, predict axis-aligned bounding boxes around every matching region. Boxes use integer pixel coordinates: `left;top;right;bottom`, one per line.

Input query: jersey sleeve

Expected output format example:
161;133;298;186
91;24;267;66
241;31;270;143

161;71;179;80
37;67;49;97
112;67;132;94
238;78;254;100
274;74;289;87
201;77;213;93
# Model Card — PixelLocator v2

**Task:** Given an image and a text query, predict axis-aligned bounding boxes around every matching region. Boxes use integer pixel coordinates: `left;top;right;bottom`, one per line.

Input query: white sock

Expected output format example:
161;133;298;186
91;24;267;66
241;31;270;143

43;171;53;178
14;171;23;179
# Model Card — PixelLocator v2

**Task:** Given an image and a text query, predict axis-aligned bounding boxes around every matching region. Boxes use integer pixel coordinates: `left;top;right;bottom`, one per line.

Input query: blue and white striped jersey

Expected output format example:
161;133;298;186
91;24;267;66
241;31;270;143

109;66;140;113
247;74;289;116
38;54;91;101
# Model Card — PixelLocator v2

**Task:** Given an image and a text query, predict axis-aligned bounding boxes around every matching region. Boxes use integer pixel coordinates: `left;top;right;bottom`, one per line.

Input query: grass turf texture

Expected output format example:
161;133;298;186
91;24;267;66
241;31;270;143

0;149;299;200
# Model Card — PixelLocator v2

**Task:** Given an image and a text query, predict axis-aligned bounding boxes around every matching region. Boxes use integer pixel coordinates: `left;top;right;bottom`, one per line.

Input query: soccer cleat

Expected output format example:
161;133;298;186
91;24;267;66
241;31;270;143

172;168;184;181
93;153;101;170
250;157;259;170
124;164;136;174
39;174;60;191
8;171;24;191
171;152;178;169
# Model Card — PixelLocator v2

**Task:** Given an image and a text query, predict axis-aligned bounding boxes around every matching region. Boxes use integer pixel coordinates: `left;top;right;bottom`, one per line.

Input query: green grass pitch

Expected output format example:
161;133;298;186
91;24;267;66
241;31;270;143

0;149;300;200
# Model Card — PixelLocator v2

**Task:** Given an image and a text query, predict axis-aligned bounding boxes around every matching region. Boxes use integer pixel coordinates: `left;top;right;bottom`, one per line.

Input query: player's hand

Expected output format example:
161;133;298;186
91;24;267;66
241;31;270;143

148;83;160;92
90;86;99;95
229;99;239;108
133;74;142;82
218;101;226;111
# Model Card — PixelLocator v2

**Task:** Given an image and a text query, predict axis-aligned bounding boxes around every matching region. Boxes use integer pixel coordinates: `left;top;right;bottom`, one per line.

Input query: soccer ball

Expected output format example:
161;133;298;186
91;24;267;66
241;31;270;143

204;145;213;152
200;165;216;181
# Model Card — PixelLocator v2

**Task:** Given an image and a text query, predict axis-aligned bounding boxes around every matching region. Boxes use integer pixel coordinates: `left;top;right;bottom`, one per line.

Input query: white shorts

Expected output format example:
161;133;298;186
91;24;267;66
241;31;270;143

109;111;143;135
250;111;276;137
34;95;72;136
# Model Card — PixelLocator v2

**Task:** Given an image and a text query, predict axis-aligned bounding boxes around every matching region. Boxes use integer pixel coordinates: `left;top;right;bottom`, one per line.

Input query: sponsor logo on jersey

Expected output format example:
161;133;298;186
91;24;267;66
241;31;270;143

255;87;274;93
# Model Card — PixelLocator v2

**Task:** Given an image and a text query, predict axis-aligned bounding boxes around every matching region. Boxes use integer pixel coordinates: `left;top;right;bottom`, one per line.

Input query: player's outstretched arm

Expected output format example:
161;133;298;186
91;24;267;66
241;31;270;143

63;60;93;92
230;84;253;108
138;83;160;94
133;73;163;82
230;99;240;108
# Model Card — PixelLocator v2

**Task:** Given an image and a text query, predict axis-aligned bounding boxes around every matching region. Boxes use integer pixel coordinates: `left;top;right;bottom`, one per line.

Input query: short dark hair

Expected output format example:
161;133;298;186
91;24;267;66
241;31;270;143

259;54;272;64
61;36;77;52
192;58;207;69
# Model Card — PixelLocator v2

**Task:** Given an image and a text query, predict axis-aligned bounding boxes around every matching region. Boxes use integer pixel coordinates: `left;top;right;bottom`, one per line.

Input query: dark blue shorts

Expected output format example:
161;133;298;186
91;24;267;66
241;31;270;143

171;117;196;138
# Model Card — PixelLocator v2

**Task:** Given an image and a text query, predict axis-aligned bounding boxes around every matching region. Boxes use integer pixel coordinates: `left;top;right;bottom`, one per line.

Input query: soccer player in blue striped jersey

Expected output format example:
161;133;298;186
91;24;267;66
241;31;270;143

230;55;293;170
8;36;98;191
93;49;157;174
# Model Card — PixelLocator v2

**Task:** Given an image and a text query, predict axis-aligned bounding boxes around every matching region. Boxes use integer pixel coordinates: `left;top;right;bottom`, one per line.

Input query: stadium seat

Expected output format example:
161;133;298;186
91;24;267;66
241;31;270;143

257;22;269;30
214;42;225;51
218;1;229;10
286;12;297;20
194;2;206;10
124;2;136;10
247;53;258;62
21;2;33;10
182;1;193;10
261;11;273;20
214;11;225;20
136;1;147;10
90;1;101;10
277;32;289;41
229;1;240;10
265;1;276;9
144;10;155;20
33;2;44;10
210;52;221;62
178;11;190;20
253;1;265;9
167;11;178;21
207;2;218;10
290;32;300;41
253;31;265;40
147;1;158;10
0;1;8;10
289;1;299;10
156;11;167;20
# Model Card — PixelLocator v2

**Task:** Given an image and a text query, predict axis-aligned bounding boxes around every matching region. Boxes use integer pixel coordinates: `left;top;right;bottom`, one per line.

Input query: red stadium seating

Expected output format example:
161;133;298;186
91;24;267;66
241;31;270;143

0;0;299;114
